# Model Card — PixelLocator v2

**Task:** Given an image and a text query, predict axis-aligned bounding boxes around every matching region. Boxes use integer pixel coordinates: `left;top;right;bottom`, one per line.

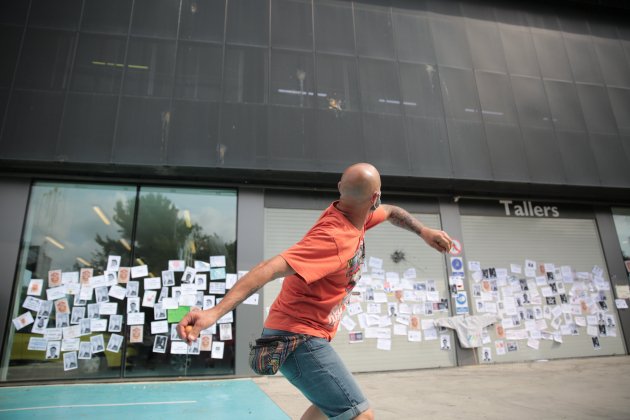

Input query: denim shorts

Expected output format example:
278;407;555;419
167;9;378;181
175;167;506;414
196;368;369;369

262;328;370;420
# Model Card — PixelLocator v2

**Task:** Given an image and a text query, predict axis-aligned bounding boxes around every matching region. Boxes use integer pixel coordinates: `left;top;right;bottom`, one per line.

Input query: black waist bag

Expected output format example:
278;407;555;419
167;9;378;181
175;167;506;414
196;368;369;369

249;334;308;375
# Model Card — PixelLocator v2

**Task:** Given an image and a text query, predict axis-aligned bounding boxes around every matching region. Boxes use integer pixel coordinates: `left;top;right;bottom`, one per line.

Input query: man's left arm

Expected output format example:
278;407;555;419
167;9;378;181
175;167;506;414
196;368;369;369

381;204;453;253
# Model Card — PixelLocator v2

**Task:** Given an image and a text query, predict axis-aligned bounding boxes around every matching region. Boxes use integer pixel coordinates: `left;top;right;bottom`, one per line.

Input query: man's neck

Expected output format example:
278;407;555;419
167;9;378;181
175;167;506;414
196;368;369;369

334;200;369;230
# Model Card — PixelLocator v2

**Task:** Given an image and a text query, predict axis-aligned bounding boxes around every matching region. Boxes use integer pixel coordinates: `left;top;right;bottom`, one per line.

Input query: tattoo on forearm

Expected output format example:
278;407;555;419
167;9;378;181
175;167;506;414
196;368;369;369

388;207;424;236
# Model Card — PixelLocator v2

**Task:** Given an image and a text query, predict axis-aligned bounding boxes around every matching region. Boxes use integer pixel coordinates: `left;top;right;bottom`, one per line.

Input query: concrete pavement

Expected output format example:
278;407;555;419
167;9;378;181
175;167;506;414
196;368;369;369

253;355;630;419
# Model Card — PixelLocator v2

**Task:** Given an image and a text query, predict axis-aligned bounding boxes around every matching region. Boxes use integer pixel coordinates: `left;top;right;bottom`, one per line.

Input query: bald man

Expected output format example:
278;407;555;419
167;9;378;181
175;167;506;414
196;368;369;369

178;163;452;420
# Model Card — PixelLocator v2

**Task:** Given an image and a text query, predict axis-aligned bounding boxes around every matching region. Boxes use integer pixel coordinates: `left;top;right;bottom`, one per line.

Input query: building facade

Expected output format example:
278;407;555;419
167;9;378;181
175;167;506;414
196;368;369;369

1;0;629;383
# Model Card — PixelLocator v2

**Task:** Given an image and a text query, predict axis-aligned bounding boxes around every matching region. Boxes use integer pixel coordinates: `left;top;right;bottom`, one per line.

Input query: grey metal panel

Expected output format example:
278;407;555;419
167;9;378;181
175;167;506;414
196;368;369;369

499;25;540;78
429;15;473;69
544;80;587;132
589;133;630;187
484;123;530;182
520;127;566;184
530;29;573;82
563;34;604;84
555;131;600;186
461;214;626;362
445;120;493;181
475;71;518;125
577;83;618;135
465;20;507;73
234;188;265;376
0;178;30;360
405;116;453;179
363;114;409;176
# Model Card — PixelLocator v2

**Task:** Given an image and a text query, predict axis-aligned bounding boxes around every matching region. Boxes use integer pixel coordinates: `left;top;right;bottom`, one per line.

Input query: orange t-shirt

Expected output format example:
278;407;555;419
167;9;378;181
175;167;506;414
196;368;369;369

264;202;387;341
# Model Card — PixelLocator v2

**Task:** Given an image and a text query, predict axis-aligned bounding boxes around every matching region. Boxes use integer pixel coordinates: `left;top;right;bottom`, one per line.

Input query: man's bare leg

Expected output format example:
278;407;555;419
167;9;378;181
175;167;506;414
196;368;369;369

301;405;375;420
301;404;326;420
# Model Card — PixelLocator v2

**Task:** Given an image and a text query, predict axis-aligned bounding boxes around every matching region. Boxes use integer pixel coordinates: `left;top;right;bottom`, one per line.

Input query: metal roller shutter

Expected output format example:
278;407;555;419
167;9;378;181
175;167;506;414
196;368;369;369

263;207;457;373
460;215;626;362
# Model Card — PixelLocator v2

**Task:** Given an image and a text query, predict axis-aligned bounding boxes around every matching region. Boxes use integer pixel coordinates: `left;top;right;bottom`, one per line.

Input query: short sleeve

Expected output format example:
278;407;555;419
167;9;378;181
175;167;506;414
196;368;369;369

365;206;387;230
280;227;342;284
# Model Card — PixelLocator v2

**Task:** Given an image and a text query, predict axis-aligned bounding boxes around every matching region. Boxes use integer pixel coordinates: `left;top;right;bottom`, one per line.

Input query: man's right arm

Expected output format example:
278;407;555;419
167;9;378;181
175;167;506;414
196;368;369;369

178;255;295;343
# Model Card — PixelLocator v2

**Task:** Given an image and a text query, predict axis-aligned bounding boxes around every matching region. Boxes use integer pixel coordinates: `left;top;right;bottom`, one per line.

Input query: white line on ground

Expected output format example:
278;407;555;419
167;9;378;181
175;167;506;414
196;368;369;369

0;400;197;412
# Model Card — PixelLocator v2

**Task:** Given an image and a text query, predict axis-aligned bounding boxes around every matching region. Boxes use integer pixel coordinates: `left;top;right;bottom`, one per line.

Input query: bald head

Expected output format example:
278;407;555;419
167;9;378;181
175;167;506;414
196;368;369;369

338;163;381;204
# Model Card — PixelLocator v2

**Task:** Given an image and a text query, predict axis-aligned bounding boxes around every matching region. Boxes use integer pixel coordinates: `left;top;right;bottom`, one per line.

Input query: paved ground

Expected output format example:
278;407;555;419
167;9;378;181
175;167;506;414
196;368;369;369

253;355;630;419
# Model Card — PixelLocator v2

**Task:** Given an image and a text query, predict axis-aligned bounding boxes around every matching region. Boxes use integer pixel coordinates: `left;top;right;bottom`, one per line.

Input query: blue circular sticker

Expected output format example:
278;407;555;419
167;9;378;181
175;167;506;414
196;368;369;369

451;258;463;271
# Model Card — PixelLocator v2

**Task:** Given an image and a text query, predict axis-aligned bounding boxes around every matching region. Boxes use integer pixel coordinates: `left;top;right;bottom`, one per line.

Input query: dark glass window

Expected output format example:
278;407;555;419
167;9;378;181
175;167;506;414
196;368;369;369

113;96;171;163
530;30;572;81
439;66;481;122
179;0;225;42
358;58;401;115
354;4;395;59
392;10;435;64
219;103;268;165
608;87;630;132
1;182;137;382
130;0;179;39
484;123;530;182
430;16;473;69
555;131;599;186
314;0;355;55
0;2;29;25
466;21;507;73
224;46;268;104
576;83;617;134
316;54;360;111
398;62;443;119
510;76;553;129
127;186;237;378
0;90;64;160
315;110;363;167
71;34;127;94
58;93;117;163
590;133;630;186
267;106;316;169
29;0;81;30
363;114;408;175
405;116;452;178
475;71;518;125
226;0;269;46
81;0;132;34
123;38;176;97
499;26;540;77
271;0;313;51
167;100;219;165
592;38;630;88
520;126;565;183
174;42;222;101
0;25;22;88
611;208;630;283
544;80;586;132
270;50;315;108
445;120;492;180
2;181;237;381
563;34;603;84
15;29;75;91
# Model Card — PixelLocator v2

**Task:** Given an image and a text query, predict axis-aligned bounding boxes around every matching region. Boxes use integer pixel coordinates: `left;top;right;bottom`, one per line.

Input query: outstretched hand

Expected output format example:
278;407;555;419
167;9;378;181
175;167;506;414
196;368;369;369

177;308;218;344
421;227;453;253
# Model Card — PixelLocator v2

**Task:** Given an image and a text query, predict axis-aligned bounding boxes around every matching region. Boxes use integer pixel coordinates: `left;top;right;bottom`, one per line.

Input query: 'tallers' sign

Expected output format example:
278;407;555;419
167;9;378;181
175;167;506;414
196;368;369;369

500;200;560;218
